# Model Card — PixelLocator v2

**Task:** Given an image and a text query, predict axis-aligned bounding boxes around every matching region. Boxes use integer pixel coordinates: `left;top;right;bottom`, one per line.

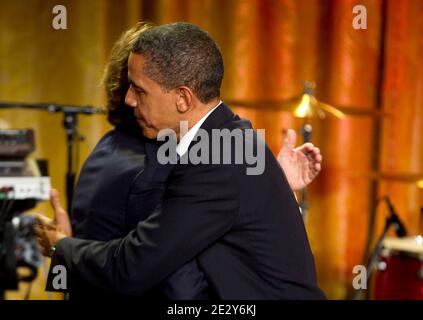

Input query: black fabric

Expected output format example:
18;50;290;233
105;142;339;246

66;128;209;300
48;103;325;300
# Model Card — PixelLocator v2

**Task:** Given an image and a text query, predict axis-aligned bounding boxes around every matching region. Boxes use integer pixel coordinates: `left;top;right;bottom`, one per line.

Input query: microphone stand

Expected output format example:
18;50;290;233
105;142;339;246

299;122;312;220
62;109;81;216
0;102;105;216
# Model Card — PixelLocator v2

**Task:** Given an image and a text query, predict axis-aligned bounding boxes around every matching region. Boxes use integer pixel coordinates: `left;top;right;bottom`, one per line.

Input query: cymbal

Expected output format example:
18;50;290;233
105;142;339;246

225;97;391;119
224;81;391;119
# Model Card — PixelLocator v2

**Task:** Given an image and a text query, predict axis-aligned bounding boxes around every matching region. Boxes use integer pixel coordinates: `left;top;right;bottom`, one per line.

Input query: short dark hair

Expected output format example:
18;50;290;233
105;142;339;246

131;22;224;103
102;22;153;134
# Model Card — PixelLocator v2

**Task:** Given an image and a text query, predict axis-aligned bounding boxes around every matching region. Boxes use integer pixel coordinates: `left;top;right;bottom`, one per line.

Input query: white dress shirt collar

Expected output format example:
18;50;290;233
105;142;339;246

176;100;222;157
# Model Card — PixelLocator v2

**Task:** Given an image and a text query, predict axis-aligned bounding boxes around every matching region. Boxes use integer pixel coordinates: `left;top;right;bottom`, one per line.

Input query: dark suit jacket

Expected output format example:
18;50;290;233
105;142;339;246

65;127;209;299
48;103;325;299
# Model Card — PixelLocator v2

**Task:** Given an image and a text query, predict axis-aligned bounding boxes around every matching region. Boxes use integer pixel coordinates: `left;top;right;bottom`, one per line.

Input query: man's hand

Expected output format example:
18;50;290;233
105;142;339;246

34;189;72;257
278;129;322;191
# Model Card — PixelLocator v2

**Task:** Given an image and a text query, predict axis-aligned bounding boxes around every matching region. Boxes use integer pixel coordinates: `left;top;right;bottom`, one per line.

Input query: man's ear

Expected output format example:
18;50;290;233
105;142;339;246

175;86;193;113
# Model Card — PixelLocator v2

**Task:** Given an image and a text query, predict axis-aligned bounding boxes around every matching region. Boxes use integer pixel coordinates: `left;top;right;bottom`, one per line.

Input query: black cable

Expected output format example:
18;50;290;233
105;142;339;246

0;197;7;219
0;197;15;228
4;198;14;219
0;194;13;227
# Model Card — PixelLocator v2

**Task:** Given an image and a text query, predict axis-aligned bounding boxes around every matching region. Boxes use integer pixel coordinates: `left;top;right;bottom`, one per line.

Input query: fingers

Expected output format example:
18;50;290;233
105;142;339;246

278;129;297;162
33;213;57;240
295;143;322;165
34;220;66;256
301;142;314;152
50;189;65;222
34;224;51;257
306;149;322;170
311;147;322;167
301;145;322;180
315;152;323;165
33;212;54;228
295;143;315;155
309;147;322;165
49;189;72;236
301;145;322;163
283;129;297;151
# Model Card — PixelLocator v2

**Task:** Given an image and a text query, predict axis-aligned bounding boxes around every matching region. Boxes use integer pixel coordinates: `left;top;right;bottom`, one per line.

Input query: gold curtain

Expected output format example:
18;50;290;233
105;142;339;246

1;0;422;299
0;0;141;300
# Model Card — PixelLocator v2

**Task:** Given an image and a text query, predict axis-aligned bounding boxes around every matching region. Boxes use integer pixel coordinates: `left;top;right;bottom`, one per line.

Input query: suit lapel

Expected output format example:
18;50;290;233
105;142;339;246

199;102;237;134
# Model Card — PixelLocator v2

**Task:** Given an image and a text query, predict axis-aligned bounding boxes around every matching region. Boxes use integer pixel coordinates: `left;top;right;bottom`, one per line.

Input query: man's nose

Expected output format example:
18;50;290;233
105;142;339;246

125;88;137;108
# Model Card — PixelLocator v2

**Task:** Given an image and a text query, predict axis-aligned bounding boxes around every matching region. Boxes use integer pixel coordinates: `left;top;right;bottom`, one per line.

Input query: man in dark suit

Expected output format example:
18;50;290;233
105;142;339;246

36;22;325;299
66;128;213;299
65;21;211;300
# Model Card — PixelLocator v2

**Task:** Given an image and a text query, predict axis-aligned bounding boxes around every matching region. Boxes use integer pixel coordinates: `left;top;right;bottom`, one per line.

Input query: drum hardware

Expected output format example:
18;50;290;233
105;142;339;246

224;81;391;119
384;197;407;237
353;196;407;300
348;171;423;292
225;81;390;222
372;236;423;299
377;260;387;271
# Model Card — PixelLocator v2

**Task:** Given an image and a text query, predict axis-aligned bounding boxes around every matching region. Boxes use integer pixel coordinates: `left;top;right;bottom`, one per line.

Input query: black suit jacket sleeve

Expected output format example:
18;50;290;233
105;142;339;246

49;163;239;296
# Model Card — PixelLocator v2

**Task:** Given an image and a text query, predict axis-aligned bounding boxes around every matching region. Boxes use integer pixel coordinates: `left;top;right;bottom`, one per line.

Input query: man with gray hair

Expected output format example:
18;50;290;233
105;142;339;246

36;22;325;299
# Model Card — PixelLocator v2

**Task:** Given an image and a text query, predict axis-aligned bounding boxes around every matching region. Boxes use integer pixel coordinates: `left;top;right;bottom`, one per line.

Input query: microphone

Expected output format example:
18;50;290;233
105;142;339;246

384;196;407;237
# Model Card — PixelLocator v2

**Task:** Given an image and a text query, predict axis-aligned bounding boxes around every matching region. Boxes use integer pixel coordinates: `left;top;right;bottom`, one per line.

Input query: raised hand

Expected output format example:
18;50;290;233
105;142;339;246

34;189;71;256
277;129;322;191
